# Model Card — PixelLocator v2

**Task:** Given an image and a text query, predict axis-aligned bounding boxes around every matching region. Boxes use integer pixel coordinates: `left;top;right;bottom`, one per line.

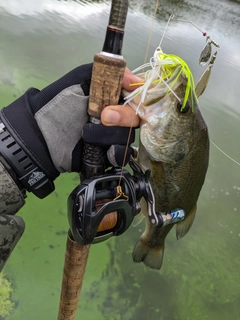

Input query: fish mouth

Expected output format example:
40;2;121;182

123;48;198;118
126;67;184;114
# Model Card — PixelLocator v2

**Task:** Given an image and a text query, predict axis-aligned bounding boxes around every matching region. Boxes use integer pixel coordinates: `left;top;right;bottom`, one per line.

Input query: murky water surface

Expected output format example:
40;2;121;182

0;0;240;319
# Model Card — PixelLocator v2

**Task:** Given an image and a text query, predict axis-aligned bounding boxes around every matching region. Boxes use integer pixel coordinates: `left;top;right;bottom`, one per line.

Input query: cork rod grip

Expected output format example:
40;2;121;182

57;237;90;320
57;214;117;320
88;53;126;119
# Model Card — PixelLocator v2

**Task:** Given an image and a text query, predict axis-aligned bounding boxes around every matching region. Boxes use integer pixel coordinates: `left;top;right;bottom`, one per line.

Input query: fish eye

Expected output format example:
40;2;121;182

177;100;190;114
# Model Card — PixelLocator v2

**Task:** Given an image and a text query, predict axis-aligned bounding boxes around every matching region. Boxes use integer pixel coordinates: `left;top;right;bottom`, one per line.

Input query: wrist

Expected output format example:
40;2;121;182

0;158;25;214
0;93;59;198
0;120;55;198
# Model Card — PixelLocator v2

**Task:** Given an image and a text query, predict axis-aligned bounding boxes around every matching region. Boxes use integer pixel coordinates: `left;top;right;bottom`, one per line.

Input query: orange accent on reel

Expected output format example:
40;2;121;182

95;198;118;232
97;211;118;232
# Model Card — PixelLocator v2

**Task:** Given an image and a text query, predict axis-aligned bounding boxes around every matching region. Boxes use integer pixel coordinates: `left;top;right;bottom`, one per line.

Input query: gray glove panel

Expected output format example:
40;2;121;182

35;85;88;173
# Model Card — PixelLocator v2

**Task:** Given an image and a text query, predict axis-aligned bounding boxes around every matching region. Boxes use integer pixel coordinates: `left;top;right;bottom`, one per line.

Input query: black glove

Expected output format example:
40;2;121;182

0;63;135;198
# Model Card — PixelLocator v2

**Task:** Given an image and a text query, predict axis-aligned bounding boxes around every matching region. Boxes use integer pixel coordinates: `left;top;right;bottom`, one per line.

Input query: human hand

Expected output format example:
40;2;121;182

80;67;142;169
0;64;143;199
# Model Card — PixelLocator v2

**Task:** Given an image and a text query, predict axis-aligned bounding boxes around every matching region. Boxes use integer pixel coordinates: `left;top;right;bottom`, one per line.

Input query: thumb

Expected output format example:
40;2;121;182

101;104;140;127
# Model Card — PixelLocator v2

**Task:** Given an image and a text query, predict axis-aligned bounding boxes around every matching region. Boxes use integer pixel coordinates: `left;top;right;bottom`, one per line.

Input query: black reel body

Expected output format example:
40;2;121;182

68;167;140;245
68;159;185;245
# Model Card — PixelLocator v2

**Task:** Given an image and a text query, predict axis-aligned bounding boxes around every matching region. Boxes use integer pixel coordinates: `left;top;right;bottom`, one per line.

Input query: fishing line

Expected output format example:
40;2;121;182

167;18;238;166
165;14;221;47
118;114;135;188
159;14;221;98
210;140;240;166
117;0;161;189
119;5;231;194
158;15;239;166
159;14;174;47
143;0;160;65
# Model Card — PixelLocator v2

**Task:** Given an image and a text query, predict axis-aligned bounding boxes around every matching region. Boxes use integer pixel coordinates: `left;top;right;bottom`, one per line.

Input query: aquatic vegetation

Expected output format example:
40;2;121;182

1;2;240;318
0;272;14;318
0;68;49;110
81;212;240;320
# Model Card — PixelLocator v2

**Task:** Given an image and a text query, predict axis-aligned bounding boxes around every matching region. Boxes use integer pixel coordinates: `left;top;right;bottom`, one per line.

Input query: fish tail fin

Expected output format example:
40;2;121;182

176;204;197;240
132;238;164;270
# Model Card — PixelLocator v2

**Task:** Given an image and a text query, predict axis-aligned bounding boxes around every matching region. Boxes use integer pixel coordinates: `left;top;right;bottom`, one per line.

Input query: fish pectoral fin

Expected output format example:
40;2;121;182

176;204;197;240
132;212;145;227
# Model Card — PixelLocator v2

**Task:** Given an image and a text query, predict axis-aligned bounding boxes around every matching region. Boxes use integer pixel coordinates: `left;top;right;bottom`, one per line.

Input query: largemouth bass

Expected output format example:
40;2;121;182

125;49;209;270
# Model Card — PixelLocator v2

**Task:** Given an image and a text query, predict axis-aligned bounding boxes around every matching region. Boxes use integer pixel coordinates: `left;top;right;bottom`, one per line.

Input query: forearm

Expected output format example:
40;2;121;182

0;157;25;214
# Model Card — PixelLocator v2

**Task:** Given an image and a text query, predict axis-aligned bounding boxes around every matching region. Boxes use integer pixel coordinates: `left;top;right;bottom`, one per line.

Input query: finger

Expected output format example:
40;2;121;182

101;105;140;127
122;67;143;91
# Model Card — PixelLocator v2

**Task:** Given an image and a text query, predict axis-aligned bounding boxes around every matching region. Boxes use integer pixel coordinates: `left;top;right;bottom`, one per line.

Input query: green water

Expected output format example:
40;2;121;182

0;0;240;319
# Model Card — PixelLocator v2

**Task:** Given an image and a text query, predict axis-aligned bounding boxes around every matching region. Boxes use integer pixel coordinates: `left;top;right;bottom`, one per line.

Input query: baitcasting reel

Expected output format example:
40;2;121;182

68;158;185;245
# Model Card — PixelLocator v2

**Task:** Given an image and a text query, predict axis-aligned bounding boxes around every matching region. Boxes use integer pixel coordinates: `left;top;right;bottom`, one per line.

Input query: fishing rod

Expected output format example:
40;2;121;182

57;2;187;318
57;1;129;319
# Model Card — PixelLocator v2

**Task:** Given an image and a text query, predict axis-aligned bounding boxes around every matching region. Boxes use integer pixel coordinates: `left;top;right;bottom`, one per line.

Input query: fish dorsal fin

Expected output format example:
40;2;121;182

176;204;197;240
